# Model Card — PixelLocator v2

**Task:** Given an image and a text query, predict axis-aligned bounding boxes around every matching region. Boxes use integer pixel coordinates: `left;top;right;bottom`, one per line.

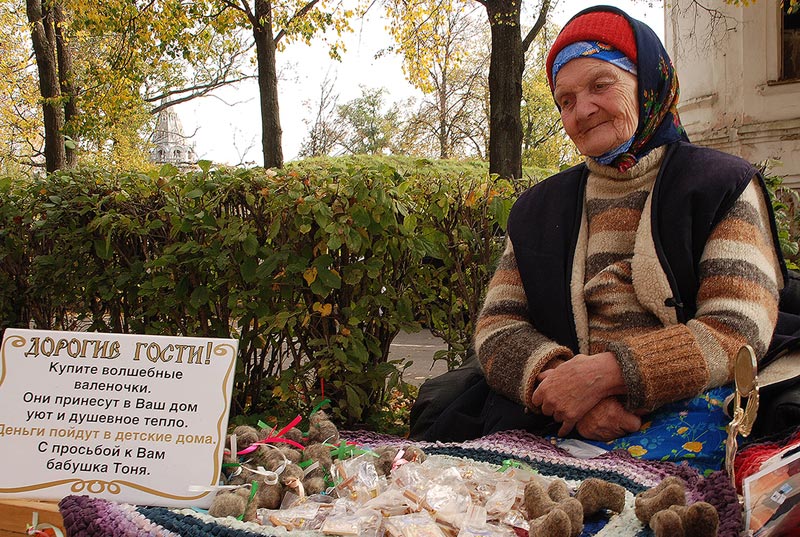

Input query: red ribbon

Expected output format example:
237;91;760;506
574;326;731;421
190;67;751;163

236;415;305;455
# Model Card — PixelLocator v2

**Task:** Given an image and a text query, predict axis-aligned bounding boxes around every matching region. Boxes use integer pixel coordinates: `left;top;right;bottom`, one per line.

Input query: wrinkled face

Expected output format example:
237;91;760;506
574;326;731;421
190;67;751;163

554;57;639;158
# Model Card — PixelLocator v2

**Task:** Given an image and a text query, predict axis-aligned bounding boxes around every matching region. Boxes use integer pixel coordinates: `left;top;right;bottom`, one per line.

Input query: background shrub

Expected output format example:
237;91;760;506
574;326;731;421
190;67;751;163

0;157;523;429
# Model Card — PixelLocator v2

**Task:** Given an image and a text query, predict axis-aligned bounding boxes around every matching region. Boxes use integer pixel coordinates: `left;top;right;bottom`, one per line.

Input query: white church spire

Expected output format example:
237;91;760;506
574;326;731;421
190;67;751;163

150;102;197;167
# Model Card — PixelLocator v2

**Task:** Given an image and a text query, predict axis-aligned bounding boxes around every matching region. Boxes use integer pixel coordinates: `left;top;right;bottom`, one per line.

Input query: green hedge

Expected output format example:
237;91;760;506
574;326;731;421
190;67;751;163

6;157;791;430
0;157;527;429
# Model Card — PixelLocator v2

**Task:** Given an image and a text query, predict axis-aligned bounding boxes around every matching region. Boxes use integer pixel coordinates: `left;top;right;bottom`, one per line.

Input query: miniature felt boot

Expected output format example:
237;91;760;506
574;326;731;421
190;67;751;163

302;475;327;495
555;498;585;537
208;486;258;522
373;446;401;476
682;501;719;537
575;477;626;516
281;463;305;489
281;426;305;444
548;479;571;502
302;443;333;479
524;479;584;537
634;476;687;525
649;508;684;537
308;410;339;444
528;507;572;537
256;477;284;509
232;425;259;447
650;502;719;537
277;445;303;465
301;442;333;494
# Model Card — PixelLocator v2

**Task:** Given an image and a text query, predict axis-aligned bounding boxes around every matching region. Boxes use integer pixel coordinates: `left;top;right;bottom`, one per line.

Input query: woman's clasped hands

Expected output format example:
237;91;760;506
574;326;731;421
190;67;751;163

531;351;643;440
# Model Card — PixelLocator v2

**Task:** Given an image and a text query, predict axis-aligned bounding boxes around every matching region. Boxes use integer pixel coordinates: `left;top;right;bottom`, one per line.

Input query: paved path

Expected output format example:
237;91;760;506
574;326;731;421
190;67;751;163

388;330;450;386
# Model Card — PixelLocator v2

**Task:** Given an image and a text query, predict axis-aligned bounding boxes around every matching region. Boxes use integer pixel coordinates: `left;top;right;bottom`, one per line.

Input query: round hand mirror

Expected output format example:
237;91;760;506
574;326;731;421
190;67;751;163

735;345;757;396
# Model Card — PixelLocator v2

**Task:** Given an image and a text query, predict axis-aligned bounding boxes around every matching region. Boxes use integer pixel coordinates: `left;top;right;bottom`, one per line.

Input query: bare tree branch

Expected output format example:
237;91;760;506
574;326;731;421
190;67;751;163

670;0;739;55
146;74;257;113
522;0;551;53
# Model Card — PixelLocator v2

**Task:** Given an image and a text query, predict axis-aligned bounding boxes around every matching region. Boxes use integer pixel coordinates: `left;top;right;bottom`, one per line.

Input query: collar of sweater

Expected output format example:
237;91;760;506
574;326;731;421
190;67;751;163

585;145;666;181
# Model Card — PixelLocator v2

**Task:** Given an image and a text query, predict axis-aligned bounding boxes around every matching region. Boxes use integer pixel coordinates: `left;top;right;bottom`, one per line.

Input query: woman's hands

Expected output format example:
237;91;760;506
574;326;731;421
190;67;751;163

575;397;643;440
531;351;628;436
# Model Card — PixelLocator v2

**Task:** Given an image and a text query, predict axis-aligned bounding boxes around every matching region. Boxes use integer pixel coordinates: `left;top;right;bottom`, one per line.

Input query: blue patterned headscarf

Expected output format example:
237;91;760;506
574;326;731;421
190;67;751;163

551;41;638;83
551;6;689;171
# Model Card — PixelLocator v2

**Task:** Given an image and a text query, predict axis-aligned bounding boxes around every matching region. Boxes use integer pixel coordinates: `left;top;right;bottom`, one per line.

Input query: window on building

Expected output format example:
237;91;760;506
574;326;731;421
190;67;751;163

784;4;800;80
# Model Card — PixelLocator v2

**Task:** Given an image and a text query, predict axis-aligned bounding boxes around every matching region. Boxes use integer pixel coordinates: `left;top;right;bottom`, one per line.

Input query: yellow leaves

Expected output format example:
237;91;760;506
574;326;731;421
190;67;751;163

312;301;332;316
465;190;478;208
271;0;353;54
383;0;480;94
465;185;499;207
0;0;44;169
303;266;318;285
521;54;581;169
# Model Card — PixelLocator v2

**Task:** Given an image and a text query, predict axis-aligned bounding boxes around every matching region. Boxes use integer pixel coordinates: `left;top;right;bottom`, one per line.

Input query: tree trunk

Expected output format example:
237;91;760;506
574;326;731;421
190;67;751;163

26;0;65;172
438;74;449;159
254;0;283;169
485;0;523;180
54;2;77;168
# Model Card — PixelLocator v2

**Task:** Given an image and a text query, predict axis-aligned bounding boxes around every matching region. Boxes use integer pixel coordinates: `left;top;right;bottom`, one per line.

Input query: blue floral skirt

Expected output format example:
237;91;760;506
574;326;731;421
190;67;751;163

566;386;734;476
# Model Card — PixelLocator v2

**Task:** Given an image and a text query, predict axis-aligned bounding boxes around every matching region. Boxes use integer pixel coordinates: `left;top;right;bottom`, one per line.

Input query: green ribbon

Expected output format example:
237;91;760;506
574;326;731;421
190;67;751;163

499;459;537;474
236;481;259;521
302;399;332;438
326;440;377;460
310;398;331;416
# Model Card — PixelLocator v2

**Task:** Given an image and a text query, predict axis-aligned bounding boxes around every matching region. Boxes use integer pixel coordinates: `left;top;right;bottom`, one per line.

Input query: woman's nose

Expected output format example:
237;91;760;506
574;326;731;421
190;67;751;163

574;95;597;121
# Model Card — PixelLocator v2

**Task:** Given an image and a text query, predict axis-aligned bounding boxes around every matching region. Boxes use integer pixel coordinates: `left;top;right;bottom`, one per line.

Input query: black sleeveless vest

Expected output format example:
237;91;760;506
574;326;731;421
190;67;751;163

506;141;788;355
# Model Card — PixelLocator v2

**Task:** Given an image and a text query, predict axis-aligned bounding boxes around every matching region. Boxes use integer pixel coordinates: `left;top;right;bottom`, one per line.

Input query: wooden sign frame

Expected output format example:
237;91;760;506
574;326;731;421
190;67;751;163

0;329;238;508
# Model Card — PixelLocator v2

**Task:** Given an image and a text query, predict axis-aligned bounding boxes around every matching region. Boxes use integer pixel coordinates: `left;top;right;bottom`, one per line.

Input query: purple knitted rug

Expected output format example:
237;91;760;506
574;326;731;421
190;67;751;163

58;430;742;536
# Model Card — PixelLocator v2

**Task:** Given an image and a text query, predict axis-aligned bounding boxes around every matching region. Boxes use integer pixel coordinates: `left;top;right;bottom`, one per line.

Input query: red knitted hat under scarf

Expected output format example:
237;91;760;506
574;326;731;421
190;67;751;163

546;10;638;91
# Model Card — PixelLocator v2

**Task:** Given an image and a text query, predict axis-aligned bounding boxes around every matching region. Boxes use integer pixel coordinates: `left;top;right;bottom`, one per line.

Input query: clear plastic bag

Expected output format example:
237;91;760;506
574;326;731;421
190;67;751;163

384;512;448;537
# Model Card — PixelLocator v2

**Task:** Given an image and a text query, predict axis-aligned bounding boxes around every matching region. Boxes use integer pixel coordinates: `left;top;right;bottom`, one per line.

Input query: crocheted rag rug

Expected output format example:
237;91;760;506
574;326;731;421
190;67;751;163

57;429;742;537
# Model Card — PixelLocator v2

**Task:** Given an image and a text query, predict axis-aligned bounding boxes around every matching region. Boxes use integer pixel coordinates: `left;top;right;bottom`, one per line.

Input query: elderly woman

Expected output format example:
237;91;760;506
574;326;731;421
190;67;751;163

415;6;788;472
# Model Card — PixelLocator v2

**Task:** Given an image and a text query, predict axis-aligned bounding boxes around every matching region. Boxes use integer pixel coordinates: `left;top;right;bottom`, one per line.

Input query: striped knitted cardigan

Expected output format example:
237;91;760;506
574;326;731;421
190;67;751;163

475;147;783;413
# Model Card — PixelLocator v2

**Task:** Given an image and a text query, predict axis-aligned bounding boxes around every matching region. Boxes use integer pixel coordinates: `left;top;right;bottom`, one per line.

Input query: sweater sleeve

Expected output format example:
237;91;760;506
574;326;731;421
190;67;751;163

609;179;783;411
474;238;574;407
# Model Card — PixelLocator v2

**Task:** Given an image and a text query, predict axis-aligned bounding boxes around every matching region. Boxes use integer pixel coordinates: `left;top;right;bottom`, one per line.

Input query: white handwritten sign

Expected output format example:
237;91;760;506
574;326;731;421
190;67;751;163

0;328;238;508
